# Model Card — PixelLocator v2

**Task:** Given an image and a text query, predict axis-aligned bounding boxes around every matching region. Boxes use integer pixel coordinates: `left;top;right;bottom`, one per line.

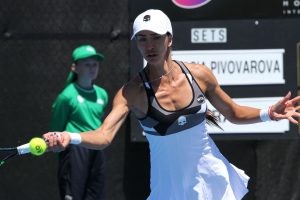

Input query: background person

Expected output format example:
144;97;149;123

45;10;300;200
49;45;109;200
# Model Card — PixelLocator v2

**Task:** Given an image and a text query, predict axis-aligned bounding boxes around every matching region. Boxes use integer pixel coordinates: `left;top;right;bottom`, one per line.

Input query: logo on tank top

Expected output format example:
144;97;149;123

178;116;187;126
197;94;205;104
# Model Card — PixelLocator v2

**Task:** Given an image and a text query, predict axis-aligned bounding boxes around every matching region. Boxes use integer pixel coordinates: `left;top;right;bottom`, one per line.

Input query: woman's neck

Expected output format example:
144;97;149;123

147;59;175;82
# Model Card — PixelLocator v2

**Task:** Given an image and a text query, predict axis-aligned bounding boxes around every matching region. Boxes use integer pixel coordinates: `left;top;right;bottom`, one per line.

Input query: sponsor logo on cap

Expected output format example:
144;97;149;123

143;15;151;22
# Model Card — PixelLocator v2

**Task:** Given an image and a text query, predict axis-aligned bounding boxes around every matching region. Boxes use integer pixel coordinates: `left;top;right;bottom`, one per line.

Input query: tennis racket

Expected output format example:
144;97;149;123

0;143;31;166
0;134;61;166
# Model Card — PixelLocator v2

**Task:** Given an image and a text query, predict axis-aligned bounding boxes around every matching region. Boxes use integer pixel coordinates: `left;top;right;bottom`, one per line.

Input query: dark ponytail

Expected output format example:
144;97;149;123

65;71;77;87
206;109;223;130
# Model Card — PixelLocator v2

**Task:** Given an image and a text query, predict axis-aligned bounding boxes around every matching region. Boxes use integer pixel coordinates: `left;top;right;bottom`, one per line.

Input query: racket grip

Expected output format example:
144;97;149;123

17;143;30;155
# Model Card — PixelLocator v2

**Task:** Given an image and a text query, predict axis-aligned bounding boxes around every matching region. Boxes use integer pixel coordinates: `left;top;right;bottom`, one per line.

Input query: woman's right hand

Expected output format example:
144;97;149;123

43;132;71;152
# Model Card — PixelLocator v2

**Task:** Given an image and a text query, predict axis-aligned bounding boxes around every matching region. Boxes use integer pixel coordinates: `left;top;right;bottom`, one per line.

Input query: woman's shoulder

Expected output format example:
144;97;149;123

181;61;213;77
121;75;144;97
180;61;219;91
117;74;147;114
113;74;145;105
181;61;209;69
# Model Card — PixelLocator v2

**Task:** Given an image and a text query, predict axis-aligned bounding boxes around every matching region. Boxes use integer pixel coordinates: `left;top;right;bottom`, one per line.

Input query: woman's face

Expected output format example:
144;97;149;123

74;57;100;81
135;30;172;64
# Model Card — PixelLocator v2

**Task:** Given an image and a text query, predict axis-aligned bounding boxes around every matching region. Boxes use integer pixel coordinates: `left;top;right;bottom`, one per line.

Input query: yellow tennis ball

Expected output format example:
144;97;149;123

29;137;47;156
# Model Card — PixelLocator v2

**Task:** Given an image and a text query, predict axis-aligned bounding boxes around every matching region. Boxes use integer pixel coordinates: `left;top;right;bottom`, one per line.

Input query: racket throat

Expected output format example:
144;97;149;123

17;143;30;155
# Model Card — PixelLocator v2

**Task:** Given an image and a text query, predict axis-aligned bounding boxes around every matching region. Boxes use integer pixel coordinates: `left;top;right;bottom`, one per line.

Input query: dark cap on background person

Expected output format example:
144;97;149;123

66;45;104;86
131;9;173;40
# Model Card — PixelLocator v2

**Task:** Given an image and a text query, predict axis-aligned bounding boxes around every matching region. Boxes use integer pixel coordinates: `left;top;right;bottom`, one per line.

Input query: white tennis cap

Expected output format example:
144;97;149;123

131;9;173;40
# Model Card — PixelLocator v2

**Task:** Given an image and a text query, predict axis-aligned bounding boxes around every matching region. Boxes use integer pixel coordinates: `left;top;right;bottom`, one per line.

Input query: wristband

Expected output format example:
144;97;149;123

68;133;82;144
260;108;272;122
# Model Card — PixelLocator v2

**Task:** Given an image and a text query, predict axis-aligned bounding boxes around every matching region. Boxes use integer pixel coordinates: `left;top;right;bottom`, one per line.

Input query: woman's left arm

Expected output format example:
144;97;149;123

196;64;300;124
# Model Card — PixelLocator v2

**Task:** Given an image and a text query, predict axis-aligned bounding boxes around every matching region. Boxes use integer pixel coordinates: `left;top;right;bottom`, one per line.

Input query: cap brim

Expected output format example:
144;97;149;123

94;53;104;61
131;29;168;40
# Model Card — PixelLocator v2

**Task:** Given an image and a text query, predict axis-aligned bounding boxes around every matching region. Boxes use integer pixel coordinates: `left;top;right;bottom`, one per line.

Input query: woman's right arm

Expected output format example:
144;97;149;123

44;86;131;151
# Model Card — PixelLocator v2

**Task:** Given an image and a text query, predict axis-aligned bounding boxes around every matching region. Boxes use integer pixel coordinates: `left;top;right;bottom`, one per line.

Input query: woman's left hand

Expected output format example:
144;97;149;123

270;91;300;124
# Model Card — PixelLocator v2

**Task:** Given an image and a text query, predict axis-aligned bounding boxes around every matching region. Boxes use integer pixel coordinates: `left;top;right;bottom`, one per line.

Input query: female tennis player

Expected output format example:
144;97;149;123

44;9;300;200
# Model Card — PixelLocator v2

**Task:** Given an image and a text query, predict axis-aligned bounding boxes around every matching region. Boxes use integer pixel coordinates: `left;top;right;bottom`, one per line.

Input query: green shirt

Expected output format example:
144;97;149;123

50;83;108;133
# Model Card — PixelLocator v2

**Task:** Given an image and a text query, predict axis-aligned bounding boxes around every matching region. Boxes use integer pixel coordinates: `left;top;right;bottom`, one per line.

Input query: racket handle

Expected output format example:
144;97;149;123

17;143;30;155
